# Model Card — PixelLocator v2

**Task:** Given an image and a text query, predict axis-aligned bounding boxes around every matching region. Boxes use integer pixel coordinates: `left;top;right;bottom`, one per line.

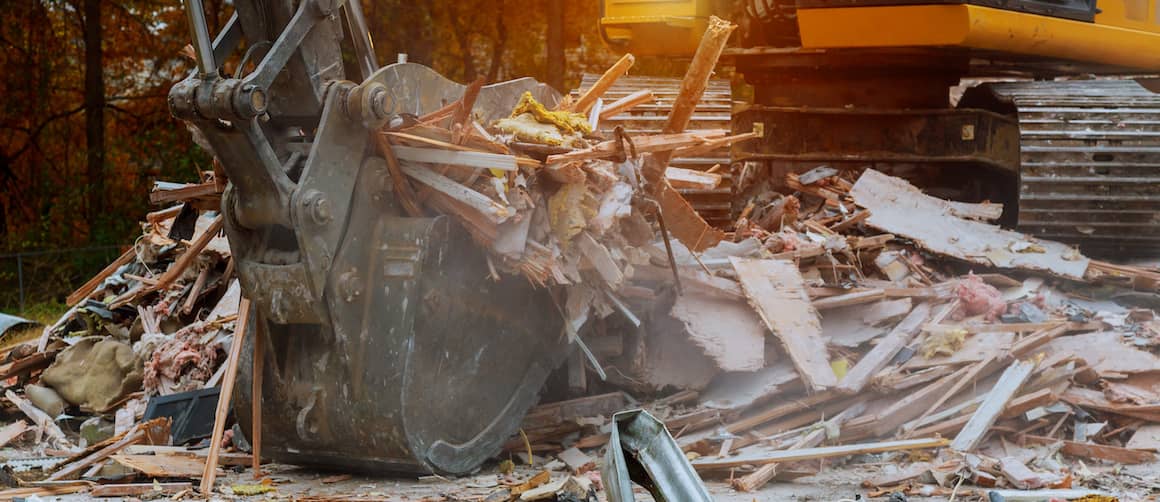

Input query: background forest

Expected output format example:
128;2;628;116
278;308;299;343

0;0;629;311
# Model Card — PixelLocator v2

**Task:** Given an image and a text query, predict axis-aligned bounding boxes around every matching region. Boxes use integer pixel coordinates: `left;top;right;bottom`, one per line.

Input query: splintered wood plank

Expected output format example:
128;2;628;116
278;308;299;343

91;482;191;497
599;90;655;119
398;162;512;224
49;427;145;481
1021;435;1156;464
951;360;1036;452
730;257;836;390
666;166;721;190
909;388;1058;438
1128;425;1160;451
663;16;736;136
66;247;135;306
575;232;624;288
731;403;865;492
6;390;71;448
115;453;206;478
200;298;251;493
391;145;518;171
572;53;635;114
837;303;930;394
149;215;224;293
691;437;949;471
0;421;28;448
850;169;1089;279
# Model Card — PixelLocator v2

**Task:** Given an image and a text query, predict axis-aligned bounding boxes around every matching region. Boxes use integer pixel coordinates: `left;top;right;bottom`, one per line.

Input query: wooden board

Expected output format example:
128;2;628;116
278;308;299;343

730;258;836;390
837;303;930;394
1043;331;1160;377
391;144;518;171
1021;435;1156;464
0;420;28;448
91;482;191;497
1126;424;1160;451
850;169;1089;279
666;167;721;190
691;437;949;471
113;453;207;478
951;360;1035;452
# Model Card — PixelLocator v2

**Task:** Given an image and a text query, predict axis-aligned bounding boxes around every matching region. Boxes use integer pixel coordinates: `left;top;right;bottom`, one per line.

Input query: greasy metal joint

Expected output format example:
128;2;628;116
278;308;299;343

168;76;268;122
301;190;333;225
234;84;268;118
344;81;393;127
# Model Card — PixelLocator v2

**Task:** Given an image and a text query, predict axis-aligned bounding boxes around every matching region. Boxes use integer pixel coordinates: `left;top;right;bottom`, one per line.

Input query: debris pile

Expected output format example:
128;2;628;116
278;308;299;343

493;160;1160;498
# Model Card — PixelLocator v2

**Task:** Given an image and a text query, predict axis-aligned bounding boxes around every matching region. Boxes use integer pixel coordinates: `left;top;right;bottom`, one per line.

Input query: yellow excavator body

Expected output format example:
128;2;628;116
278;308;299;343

798;4;1160;69
602;0;1160;71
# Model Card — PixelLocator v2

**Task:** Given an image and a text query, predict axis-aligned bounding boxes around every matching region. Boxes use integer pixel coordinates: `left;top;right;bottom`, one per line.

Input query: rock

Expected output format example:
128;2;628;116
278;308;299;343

42;337;144;412
24;384;65;418
79;417;115;445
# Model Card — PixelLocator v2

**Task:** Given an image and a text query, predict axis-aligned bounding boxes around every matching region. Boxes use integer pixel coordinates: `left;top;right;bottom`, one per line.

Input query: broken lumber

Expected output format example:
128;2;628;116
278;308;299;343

813;289;886;310
373;133;423;217
731;257;836;390
599;89;655;120
666;166;721;190
150;181;219;205
66;247;135;306
850;169;1089;279
150;214;224;293
838;303;930;394
951;359;1036;452
5;390;71;449
1021;434;1156;464
200;298;251;494
91;483;192;498
391;144;518;171
398;162;512;224
572;54;635;114
732;403;865;492
48;426;146;481
662;16;735;136
691;437;949;471
0;421;28;448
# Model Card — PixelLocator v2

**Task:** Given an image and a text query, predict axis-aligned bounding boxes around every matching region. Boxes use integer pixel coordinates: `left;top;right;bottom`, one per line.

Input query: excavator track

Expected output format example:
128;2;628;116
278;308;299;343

974;80;1160;256
575;74;734;226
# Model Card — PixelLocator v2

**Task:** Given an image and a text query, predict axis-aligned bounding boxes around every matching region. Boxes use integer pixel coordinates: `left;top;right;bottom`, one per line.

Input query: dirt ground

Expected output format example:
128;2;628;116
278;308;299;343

42;457;1155;501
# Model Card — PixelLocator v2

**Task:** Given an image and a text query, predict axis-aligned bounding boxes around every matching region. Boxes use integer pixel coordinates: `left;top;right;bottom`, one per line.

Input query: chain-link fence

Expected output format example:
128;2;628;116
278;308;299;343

0;245;132;315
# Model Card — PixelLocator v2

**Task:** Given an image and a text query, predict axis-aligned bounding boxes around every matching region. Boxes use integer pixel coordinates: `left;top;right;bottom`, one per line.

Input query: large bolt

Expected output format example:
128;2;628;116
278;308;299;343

301;190;332;225
311;197;332;225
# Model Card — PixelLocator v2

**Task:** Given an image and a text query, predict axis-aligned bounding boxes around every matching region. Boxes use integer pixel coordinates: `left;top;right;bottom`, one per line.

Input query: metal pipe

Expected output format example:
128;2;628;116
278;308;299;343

343;0;378;79
182;0;217;76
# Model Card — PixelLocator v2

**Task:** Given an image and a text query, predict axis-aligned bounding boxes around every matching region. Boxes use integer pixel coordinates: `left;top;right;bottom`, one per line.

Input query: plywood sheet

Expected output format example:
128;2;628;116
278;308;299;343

851;169;1089;279
730;258;835;390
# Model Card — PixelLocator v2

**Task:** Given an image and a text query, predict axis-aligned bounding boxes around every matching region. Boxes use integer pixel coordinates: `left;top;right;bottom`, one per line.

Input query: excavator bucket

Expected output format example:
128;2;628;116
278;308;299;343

169;1;573;474
229;66;574;475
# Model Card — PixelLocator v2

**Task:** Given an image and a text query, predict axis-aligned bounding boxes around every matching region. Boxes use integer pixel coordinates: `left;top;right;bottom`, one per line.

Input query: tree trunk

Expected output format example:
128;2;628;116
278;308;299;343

446;2;477;81
485;0;507;83
83;0;106;224
545;0;564;92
